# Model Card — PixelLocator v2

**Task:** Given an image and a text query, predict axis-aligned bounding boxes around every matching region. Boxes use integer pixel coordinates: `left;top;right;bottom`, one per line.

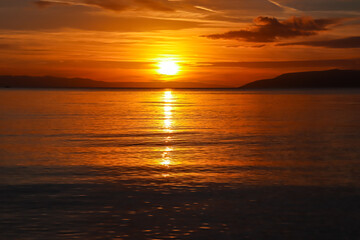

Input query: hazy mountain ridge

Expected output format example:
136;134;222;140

240;69;360;89
0;75;226;89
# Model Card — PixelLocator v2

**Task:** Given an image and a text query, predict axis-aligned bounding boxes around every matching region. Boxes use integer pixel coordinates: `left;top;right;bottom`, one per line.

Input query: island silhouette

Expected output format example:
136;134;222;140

240;69;360;89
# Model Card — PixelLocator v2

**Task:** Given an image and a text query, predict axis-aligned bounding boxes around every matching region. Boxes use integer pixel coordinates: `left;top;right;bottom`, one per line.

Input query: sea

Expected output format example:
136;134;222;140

1;89;360;239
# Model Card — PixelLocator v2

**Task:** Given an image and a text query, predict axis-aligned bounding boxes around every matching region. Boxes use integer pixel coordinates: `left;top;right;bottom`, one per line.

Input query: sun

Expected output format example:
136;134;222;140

157;60;180;76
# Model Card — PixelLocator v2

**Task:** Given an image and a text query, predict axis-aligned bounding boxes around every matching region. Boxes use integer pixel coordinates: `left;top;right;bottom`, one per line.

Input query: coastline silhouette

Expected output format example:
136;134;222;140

0;75;226;89
240;69;360;89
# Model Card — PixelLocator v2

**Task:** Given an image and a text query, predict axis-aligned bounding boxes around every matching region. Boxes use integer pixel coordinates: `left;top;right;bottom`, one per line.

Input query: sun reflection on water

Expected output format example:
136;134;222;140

160;91;175;168
164;90;173;102
164;105;172;117
161;147;173;167
163;91;174;133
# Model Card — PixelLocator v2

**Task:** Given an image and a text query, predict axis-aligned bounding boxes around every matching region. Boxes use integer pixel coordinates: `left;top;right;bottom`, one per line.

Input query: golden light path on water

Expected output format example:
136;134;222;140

161;90;174;168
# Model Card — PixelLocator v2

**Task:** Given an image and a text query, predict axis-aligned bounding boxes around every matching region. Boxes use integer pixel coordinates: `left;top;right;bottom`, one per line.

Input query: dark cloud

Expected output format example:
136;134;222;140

186;0;281;12
277;36;360;48
203;16;342;42
200;58;360;69
251;44;266;48
275;0;360;11
0;43;19;50
34;0;175;12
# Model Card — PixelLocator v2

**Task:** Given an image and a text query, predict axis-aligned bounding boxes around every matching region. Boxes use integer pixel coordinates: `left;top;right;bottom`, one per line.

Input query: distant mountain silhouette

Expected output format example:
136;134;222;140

240;69;360;89
0;75;227;89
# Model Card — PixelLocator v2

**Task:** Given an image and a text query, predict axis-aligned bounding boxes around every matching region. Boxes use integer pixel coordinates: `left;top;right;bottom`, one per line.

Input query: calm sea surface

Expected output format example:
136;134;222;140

1;89;360;239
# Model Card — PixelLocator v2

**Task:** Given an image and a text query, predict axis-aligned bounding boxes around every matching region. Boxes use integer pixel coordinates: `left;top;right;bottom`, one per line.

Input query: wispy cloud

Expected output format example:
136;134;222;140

267;0;299;13
194;6;219;13
34;0;176;12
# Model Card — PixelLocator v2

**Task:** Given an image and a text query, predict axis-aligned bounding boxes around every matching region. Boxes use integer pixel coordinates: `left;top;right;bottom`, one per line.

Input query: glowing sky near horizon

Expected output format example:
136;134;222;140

0;0;359;86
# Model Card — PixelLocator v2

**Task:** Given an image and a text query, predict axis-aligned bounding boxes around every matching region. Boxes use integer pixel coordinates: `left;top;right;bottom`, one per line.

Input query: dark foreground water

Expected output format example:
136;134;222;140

1;89;360;239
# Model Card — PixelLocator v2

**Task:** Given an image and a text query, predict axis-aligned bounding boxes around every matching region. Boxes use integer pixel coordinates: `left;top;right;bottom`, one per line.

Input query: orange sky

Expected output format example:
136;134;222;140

0;0;359;86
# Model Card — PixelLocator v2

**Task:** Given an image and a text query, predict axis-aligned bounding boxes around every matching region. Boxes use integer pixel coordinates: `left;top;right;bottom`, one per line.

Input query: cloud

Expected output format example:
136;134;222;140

277;36;360;48
194;6;219;13
267;0;299;13
34;0;81;8
0;43;19;50
199;58;360;69
0;9;201;32
34;0;57;8
34;0;176;12
203;16;343;43
272;0;360;12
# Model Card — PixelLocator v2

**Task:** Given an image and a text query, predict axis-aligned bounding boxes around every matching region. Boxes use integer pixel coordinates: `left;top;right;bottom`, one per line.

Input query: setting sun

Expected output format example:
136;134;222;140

157;60;180;76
